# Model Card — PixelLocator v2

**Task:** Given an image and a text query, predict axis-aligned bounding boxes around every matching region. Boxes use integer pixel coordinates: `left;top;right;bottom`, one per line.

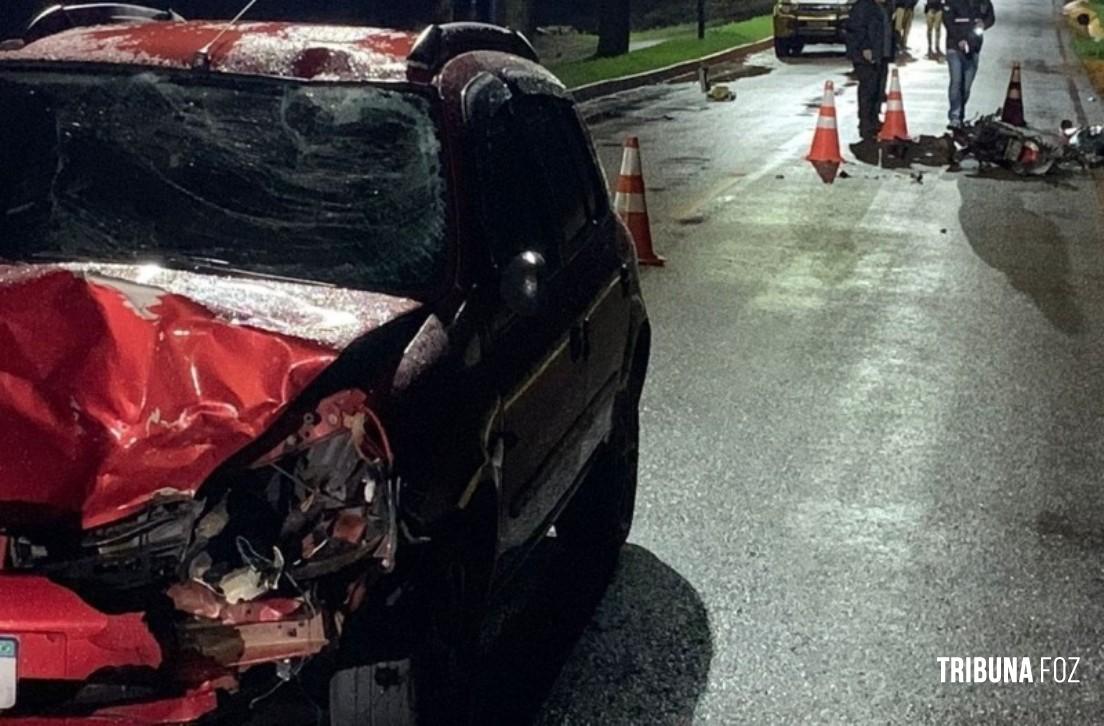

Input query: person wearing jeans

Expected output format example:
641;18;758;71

942;0;995;127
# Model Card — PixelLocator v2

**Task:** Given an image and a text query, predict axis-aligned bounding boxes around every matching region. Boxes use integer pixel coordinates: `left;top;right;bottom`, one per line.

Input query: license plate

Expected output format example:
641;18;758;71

0;638;16;710
1005;139;1024;162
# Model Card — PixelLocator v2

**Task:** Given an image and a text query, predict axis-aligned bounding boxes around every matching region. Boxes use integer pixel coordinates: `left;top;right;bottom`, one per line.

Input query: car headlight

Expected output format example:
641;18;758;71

8;496;203;599
778;3;796;13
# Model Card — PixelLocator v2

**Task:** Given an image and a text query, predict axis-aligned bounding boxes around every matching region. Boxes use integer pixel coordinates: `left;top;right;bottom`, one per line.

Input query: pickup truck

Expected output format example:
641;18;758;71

772;0;856;57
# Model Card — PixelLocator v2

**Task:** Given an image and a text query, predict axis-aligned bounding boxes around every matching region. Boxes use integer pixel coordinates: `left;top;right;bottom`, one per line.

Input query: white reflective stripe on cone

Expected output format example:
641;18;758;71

620;150;641;176
615;193;647;215
816;117;837;129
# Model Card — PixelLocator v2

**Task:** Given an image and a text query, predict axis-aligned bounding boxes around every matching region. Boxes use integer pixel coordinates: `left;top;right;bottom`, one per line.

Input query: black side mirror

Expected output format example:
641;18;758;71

501;251;547;317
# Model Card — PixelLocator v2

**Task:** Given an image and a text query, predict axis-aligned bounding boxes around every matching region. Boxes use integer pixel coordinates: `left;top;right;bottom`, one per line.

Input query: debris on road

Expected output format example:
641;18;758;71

707;84;736;102
953;115;1104;175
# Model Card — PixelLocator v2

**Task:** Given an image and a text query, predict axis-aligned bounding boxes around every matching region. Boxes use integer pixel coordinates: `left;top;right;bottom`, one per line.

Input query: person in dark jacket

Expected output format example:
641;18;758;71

942;0;995;127
846;0;894;141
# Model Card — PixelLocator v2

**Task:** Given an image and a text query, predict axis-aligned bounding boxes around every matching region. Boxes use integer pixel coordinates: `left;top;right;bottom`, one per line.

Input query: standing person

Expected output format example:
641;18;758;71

846;0;894;141
925;0;944;57
894;0;919;53
943;0;995;128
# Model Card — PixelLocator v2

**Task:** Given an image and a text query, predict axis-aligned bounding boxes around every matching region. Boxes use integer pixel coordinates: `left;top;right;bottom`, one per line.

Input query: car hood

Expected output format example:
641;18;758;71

0;262;421;529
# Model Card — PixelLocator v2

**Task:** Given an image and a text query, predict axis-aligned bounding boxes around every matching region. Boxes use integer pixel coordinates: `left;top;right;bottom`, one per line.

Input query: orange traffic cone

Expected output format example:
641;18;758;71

878;67;911;142
807;80;843;184
1000;62;1025;126
615;137;665;267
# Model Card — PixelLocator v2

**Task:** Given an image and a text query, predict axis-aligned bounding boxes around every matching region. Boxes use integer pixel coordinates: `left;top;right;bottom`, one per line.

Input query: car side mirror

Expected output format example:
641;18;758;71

500;250;547;317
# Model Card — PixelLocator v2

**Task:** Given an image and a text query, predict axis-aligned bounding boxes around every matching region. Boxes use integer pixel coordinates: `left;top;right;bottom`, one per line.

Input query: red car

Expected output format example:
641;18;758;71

0;5;651;724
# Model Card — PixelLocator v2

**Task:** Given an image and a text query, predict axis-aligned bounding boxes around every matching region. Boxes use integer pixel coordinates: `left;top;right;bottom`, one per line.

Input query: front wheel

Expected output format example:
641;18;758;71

329;514;492;726
774;37;804;58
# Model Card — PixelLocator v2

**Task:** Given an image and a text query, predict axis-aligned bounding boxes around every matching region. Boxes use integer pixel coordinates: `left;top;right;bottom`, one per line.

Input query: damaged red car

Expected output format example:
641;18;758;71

0;6;650;725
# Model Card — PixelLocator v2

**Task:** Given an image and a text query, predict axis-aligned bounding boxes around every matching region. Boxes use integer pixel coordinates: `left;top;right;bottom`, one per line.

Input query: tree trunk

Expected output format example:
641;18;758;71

596;0;630;57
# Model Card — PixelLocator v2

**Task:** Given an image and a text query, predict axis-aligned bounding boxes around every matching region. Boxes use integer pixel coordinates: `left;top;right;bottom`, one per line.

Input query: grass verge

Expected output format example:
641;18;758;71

548;15;773;89
1067;2;1104;93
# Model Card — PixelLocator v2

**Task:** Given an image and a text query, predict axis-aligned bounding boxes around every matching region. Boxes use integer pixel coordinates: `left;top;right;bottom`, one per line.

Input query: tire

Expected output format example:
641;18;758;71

774;37;793;59
556;393;640;570
791;40;805;55
329;507;493;726
329;661;416;726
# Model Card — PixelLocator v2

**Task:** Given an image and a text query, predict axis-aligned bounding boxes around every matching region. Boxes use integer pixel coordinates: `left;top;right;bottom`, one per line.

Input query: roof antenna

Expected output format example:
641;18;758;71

191;0;264;70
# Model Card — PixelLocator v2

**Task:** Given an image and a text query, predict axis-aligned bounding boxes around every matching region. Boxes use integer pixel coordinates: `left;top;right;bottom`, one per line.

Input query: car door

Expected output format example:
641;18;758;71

472;92;591;557
553;104;635;419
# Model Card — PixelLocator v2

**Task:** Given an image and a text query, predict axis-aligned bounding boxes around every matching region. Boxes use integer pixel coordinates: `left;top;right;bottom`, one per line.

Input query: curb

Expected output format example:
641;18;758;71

568;35;775;102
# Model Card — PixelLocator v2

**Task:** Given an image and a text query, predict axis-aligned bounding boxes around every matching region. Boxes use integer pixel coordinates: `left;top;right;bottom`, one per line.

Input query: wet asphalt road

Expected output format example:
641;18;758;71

250;0;1104;722
527;0;1104;722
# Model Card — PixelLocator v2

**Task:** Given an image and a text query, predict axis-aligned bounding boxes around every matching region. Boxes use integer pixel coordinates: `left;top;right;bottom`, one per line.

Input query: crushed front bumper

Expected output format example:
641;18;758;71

0;574;219;724
0;574;331;724
0;576;161;682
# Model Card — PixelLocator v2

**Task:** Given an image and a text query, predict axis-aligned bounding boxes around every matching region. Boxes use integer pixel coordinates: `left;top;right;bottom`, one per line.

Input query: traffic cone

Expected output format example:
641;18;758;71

806;80;843;184
614;137;665;267
1000;63;1026;126
878;67;911;142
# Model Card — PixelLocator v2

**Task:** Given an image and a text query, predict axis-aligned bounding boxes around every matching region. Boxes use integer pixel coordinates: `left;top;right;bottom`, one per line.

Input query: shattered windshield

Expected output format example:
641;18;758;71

0;71;448;292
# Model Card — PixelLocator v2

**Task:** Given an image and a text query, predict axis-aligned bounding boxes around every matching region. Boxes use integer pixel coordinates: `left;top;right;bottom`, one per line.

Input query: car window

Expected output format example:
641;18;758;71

476;103;560;271
0;71;449;294
555;105;611;260
513;97;591;257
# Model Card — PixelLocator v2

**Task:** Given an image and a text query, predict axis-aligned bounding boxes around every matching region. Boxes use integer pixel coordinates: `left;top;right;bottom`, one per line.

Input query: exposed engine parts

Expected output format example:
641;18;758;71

6;388;404;687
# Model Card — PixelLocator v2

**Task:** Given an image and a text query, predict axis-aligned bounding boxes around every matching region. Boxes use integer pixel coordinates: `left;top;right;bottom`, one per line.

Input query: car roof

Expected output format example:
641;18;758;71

0;21;421;82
